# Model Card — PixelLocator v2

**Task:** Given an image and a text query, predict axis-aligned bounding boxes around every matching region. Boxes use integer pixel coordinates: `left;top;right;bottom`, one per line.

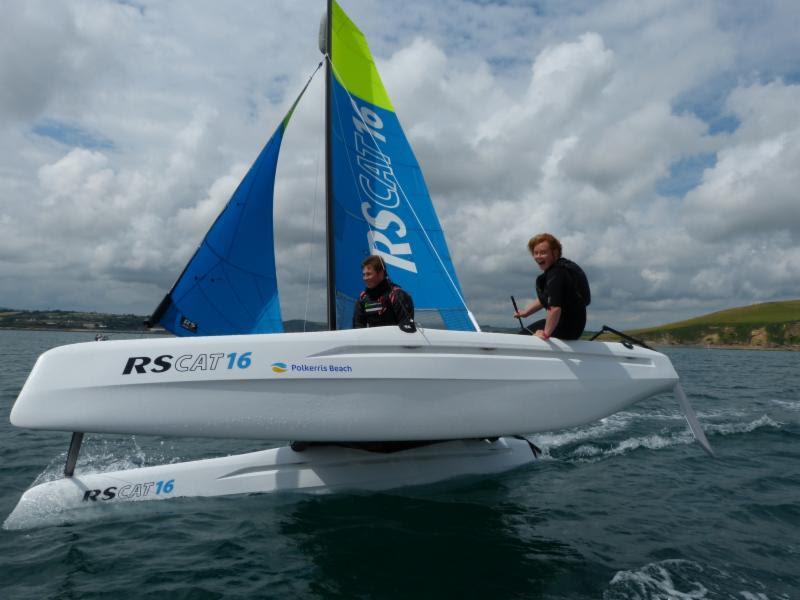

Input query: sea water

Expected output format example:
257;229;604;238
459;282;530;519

0;330;797;599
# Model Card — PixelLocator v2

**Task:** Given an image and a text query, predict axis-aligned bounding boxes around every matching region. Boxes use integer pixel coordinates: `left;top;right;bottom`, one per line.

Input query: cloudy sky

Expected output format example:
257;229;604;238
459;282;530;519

1;0;799;330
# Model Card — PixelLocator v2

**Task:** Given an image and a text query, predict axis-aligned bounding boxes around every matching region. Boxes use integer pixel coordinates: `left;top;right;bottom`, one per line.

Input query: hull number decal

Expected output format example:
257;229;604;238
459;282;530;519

82;479;175;502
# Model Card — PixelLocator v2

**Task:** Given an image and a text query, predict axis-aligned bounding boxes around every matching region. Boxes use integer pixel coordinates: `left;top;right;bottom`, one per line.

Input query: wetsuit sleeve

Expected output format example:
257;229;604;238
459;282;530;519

535;273;547;306
546;268;569;308
388;288;415;332
353;297;366;328
391;289;414;323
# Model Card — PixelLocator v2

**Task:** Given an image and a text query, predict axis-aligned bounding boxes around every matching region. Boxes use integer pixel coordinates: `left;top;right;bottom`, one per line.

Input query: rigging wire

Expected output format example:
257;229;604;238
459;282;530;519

271;61;323;333
303;77;324;333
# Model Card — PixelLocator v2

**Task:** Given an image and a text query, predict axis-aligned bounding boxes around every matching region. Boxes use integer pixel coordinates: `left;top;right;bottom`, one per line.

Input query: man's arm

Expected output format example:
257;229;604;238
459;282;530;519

391;288;416;332
353;298;366;328
535;306;561;340
515;298;542;319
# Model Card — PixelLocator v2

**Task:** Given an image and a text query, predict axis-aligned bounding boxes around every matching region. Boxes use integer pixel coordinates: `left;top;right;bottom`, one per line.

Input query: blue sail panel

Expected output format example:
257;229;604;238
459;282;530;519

149;71;318;337
151;123;288;336
329;73;477;331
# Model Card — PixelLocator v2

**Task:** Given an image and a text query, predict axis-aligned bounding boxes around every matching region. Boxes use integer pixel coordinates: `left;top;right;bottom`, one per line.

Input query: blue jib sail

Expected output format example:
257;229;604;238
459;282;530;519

148;86;310;336
328;1;477;331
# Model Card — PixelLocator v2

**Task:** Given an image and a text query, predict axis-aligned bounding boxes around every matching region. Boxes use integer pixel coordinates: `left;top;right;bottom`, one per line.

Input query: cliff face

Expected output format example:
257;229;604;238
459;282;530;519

624;300;800;350
642;322;800;350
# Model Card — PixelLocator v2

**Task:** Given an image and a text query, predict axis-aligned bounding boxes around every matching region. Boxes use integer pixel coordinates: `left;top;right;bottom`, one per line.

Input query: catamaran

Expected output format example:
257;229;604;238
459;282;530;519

6;0;711;527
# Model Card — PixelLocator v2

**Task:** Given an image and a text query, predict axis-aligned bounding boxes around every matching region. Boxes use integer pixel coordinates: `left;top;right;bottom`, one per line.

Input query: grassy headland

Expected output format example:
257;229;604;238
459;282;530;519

618;300;800;349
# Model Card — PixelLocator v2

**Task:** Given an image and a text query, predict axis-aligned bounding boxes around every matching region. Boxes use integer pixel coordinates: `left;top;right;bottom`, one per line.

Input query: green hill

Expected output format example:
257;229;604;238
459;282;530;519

622;300;800;349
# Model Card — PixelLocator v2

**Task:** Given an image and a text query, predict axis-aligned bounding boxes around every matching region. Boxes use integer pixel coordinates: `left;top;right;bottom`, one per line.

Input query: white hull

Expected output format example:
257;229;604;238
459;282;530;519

10;327;678;441
4;438;535;530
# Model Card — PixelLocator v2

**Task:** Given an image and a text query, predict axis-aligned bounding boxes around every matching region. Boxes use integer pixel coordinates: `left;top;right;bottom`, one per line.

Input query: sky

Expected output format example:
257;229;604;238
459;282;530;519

1;0;799;330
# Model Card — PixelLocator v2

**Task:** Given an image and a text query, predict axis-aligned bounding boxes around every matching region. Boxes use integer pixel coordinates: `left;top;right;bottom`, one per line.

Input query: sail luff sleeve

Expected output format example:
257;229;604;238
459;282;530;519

325;0;337;331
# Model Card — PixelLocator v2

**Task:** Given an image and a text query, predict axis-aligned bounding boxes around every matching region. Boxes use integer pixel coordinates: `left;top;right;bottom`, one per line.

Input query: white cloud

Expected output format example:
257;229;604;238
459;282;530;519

1;0;799;328
683;81;800;242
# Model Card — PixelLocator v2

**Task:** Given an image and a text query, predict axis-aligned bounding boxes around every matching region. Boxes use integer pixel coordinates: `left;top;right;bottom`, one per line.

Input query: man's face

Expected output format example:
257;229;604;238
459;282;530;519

362;265;385;289
532;241;557;272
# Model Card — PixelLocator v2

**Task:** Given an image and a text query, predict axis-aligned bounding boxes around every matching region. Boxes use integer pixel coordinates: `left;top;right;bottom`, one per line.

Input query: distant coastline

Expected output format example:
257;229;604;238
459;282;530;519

2;300;798;350
0;326;167;335
0;309;327;336
650;341;798;352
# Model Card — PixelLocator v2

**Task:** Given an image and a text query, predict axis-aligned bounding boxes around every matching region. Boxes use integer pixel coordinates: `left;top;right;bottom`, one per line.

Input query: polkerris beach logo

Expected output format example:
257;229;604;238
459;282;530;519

271;361;353;374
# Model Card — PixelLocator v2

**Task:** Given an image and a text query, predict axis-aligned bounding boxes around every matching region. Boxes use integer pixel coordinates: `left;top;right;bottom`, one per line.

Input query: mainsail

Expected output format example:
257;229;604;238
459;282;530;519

147;83;313;336
327;0;478;331
149;1;478;335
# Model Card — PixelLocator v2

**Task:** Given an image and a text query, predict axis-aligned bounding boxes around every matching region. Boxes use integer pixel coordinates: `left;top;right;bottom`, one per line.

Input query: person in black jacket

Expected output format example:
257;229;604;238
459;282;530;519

292;256;418;453
353;255;416;332
513;233;587;340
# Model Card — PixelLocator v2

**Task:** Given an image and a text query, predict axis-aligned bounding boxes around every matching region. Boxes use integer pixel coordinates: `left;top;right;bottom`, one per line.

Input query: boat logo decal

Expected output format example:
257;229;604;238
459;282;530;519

122;352;253;375
180;316;198;333
350;98;418;274
82;479;175;502
271;361;354;374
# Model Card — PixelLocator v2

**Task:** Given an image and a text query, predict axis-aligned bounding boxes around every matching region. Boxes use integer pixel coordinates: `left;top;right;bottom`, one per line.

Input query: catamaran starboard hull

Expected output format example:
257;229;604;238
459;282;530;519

4;438;536;530
10;327;679;441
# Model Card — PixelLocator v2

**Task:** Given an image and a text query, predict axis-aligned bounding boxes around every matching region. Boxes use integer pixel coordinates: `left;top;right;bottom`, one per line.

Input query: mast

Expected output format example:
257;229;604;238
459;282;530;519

324;0;337;330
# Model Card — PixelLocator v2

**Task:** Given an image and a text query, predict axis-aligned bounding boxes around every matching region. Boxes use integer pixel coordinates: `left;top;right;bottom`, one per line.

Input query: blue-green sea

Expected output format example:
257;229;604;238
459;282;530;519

1;329;798;599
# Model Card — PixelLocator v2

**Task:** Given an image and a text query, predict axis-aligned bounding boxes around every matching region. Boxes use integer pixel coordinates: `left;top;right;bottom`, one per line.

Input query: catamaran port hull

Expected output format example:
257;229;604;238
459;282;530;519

3;438;537;530
10;327;678;441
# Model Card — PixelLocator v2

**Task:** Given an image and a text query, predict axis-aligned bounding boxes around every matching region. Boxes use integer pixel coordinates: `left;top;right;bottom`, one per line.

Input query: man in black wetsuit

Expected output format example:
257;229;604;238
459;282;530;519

513;233;587;340
353;255;416;332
